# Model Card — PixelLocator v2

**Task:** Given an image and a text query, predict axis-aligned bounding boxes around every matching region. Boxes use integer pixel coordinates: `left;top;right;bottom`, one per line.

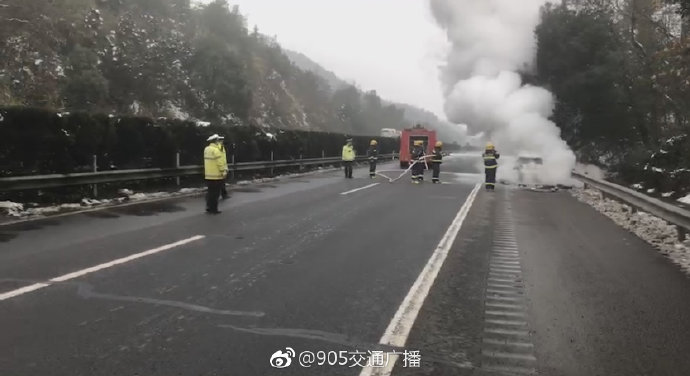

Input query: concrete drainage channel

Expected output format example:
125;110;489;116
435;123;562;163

480;189;537;375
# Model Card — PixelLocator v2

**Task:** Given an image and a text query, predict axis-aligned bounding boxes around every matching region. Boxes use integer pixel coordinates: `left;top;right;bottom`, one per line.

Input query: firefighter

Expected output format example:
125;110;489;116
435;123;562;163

431;141;443;184
342;137;355;178
411;140;425;183
204;134;227;214
367;139;378;178
483;142;500;191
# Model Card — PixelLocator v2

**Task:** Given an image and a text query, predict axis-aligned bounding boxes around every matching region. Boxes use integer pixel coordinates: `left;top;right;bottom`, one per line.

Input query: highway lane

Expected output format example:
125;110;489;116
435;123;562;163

514;189;690;376
7;153;689;376
0;159;482;375
394;182;690;376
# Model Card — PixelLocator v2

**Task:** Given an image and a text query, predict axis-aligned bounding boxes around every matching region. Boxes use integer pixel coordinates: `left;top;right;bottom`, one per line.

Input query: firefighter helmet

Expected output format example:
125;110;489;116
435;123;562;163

435;141;443;147
370;139;377;145
414;140;423;146
486;142;495;150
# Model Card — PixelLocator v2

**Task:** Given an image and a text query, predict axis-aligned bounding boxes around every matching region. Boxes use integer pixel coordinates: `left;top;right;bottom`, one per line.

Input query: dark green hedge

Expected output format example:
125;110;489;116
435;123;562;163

0;107;398;176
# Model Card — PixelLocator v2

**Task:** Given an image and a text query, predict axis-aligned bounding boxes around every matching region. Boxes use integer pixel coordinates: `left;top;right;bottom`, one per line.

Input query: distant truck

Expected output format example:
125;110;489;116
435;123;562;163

399;124;437;169
380;128;401;138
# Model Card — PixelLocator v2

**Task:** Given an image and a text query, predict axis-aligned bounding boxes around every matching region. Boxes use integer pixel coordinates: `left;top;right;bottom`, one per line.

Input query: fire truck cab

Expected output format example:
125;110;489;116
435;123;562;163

399;124;437;169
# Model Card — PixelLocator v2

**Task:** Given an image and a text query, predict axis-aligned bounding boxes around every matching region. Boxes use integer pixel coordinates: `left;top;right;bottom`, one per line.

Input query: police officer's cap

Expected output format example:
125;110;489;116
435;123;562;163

207;134;224;142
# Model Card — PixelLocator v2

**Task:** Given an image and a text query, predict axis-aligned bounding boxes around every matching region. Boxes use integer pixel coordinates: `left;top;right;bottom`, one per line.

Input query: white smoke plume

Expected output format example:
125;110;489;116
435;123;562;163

430;0;576;185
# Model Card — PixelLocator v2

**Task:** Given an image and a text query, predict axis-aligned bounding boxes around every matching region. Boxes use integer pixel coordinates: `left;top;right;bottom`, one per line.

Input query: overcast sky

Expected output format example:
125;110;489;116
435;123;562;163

198;0;450;120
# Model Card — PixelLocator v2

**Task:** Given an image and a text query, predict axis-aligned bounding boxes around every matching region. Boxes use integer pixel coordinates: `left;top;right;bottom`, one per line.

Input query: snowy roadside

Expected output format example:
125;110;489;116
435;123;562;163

573;162;690;208
571;188;690;274
0;165;345;223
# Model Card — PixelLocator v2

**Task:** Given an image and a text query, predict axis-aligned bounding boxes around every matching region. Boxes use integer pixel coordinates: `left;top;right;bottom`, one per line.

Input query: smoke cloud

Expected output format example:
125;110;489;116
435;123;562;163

430;0;576;185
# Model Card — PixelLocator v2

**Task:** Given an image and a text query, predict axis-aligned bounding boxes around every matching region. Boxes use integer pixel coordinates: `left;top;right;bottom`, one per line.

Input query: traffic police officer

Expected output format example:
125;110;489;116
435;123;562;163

342;138;355;178
204;134;227;213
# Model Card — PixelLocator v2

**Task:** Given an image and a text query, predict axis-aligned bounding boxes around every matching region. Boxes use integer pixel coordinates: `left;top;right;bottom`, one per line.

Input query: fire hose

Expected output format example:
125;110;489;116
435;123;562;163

374;154;435;183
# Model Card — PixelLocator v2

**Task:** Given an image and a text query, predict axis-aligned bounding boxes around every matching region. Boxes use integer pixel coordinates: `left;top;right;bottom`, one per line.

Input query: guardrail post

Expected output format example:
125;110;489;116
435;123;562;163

175;152;180;186
92;155;98;197
322;150;325;168
270;151;274;176
299;154;303;171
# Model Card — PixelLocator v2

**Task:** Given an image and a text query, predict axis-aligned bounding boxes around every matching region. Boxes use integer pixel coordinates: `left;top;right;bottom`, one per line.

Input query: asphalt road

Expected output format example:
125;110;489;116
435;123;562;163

2;155;690;376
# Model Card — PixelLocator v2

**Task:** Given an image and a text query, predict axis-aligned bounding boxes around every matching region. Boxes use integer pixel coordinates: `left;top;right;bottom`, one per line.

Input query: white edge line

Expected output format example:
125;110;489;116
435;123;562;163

0;235;205;301
340;183;380;195
359;183;481;376
0;283;50;300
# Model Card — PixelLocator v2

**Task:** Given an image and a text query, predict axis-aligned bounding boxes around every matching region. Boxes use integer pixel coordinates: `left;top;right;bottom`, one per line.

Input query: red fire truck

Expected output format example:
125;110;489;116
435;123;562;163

399;124;437;169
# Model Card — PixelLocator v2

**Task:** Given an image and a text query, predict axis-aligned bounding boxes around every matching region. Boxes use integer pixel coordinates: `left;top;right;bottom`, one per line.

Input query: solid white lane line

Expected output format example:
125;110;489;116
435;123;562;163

358;183;482;376
340;183;380;195
0;283;50;301
0;235;205;302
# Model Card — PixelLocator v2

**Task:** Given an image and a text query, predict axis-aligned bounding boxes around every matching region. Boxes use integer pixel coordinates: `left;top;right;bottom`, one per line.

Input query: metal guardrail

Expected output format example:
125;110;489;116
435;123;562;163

573;171;690;241
0;154;396;192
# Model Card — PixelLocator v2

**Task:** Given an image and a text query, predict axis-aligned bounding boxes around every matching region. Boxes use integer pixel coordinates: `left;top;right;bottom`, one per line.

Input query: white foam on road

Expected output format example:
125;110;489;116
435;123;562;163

0;235;205;301
358;183;482;376
340;183;380;195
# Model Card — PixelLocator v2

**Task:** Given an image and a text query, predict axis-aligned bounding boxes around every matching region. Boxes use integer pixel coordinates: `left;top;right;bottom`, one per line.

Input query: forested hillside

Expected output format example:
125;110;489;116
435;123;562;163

0;0;435;137
284;50;468;145
534;0;689;198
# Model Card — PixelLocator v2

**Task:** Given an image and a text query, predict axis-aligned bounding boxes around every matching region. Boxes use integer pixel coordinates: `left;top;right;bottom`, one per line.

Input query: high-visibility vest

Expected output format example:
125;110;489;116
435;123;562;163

342;145;355;161
204;143;227;180
219;144;227;168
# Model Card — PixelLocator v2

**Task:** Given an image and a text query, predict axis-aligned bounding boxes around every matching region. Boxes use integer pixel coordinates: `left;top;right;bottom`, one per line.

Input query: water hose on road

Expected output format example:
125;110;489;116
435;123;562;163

375;155;435;183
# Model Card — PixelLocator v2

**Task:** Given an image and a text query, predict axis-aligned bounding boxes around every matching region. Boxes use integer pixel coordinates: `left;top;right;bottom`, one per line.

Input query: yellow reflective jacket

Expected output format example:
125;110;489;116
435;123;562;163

342;144;355;161
219;144;228;168
204;143;227;180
